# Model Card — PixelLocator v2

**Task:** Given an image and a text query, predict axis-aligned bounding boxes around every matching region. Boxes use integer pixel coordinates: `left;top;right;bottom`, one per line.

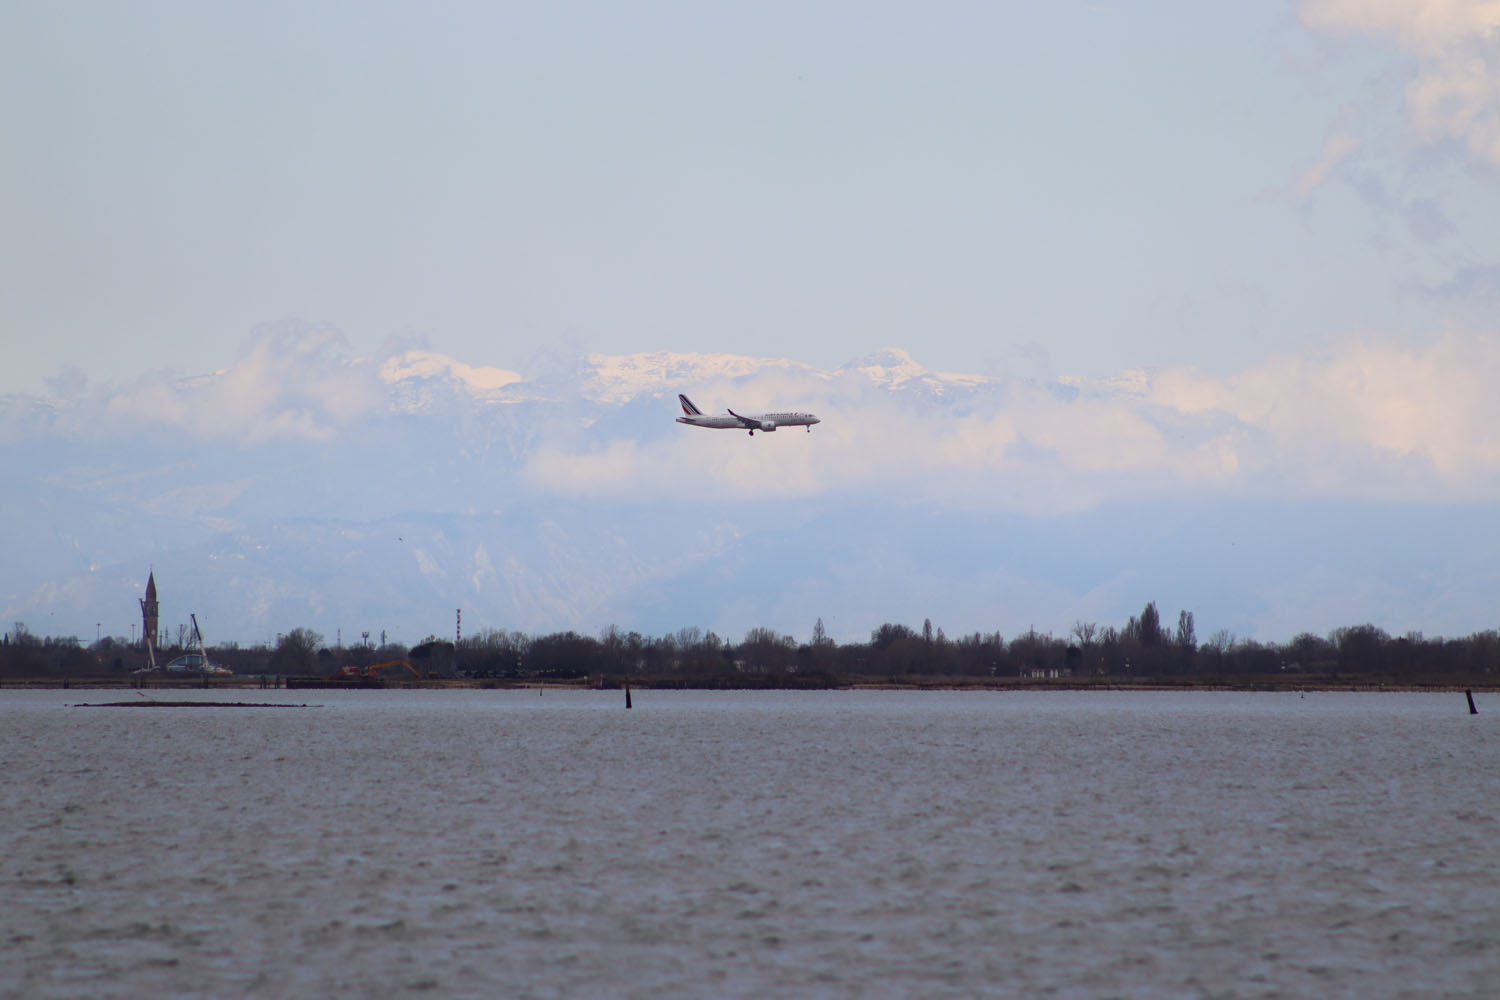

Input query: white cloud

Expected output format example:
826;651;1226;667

1293;130;1364;200
526;333;1500;509
1150;331;1500;496
1302;0;1500;165
102;324;385;443
1301;1;1500;56
1406;51;1500;162
17;331;1500;509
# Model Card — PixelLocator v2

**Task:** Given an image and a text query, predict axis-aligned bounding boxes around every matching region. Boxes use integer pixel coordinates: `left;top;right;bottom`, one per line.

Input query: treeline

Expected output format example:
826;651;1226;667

441;608;1498;682
5;603;1498;682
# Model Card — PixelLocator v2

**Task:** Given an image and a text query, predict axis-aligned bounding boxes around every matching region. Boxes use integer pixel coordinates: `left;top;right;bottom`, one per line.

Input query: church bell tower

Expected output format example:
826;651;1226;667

139;571;159;655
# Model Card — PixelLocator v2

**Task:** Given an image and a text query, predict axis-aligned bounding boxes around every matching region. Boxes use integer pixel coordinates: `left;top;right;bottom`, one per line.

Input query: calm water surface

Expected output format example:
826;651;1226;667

2;689;1496;998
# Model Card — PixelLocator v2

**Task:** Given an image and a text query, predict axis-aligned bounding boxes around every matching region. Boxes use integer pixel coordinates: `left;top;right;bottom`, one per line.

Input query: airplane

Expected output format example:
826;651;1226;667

676;394;820;435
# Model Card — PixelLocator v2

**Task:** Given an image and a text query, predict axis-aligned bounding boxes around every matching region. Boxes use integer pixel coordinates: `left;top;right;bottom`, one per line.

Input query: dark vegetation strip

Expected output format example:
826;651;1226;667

7;601;1499;686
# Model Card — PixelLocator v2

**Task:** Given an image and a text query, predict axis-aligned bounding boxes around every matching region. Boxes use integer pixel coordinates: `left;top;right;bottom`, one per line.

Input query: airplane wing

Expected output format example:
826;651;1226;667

726;408;760;429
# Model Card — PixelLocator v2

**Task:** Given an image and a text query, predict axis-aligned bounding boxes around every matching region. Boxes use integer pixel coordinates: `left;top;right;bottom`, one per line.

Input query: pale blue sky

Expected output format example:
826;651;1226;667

2;1;1497;394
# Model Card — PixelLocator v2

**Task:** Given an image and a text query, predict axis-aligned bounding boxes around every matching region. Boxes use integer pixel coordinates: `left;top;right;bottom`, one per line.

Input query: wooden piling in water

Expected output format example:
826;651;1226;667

1467;689;1478;715
625;683;632;709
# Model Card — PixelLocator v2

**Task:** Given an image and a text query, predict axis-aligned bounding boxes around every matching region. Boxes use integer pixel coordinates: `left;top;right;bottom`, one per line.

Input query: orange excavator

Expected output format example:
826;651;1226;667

331;659;422;681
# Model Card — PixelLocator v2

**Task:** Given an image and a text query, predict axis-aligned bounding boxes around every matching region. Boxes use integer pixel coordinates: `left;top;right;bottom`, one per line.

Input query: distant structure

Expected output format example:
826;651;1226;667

139;571;159;658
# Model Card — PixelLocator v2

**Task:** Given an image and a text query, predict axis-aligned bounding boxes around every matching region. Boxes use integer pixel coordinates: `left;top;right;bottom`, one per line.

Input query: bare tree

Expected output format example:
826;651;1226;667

812;617;832;647
1070;620;1098;647
1204;628;1234;671
271;627;323;675
740;627;794;673
1176;610;1196;650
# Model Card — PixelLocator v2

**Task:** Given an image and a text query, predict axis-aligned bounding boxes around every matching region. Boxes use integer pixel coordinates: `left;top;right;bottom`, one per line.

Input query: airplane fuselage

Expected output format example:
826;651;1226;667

676;395;820;435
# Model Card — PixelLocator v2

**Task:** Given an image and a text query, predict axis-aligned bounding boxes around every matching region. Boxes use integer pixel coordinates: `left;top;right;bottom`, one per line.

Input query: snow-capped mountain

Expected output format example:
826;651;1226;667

3;330;1496;645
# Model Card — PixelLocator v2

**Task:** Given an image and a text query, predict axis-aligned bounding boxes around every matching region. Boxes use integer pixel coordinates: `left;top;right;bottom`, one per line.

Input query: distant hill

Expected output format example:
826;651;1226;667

3;326;1496;646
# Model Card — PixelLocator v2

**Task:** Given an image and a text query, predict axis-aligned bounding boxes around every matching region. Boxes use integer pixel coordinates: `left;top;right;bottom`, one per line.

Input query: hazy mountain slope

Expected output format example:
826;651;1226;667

3;339;1496;645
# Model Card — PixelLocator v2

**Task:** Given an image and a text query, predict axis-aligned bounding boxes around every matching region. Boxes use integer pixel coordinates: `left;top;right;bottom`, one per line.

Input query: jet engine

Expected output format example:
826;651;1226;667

760;421;777;432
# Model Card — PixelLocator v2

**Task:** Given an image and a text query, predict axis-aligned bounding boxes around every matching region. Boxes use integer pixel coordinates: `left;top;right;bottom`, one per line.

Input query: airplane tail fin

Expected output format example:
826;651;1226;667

678;394;702;416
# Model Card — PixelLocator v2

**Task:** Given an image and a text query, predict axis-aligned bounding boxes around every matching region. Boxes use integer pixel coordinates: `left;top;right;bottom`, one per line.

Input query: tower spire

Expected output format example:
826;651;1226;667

140;570;160;668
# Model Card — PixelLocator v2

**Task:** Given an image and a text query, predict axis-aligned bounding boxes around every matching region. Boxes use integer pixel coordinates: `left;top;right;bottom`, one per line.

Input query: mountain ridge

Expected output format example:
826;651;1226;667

4;336;1496;645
